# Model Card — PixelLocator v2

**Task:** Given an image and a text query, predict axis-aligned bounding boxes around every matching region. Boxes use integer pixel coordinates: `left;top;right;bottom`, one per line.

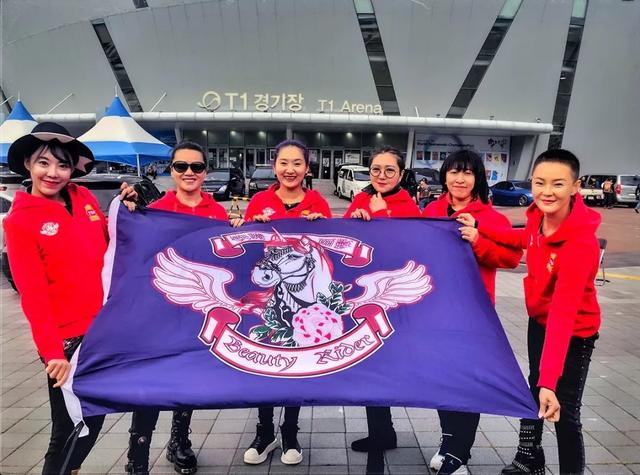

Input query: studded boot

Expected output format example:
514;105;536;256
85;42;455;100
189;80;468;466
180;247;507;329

166;409;198;474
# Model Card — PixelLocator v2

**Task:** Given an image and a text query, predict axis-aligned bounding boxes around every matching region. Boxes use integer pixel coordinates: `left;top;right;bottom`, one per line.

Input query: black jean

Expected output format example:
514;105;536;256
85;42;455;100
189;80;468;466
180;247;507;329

258;406;300;430
129;409;160;439
522;319;597;475
42;338;105;475
437;410;480;463
365;406;395;448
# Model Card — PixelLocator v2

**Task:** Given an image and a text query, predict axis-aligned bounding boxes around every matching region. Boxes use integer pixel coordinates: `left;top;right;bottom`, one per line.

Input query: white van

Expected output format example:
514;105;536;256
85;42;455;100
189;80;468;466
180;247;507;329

337;165;370;201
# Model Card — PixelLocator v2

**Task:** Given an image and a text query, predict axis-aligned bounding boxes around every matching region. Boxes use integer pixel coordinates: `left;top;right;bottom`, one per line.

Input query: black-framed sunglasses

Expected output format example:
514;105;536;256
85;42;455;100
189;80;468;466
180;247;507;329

172;161;207;174
370;166;399;178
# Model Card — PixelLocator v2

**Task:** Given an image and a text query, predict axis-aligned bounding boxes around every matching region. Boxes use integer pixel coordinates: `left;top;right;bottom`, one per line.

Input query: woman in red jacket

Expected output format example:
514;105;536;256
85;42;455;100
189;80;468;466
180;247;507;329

126;141;227;475
239;139;331;467
3;123;135;474
460;149;600;475
345;146;420;475
423;150;522;475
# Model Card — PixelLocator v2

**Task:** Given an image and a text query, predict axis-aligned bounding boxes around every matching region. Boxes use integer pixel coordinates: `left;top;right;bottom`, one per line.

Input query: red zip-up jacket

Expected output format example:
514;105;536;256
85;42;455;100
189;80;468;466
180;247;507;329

477;194;601;390
3;184;108;363
149;190;227;220
245;184;332;220
344;188;420;218
422;194;522;303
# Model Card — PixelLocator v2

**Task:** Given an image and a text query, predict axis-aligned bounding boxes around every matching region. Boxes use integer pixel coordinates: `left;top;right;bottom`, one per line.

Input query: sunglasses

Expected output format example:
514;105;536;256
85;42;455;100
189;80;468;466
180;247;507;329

172;161;207;174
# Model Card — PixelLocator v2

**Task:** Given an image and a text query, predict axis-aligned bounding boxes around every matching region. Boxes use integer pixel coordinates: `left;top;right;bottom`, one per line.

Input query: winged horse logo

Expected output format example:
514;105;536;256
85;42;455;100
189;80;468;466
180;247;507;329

151;230;433;377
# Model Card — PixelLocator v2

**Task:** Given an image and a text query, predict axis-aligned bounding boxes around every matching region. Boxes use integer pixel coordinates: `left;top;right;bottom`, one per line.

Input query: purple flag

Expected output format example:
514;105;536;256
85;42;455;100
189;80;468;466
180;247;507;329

63;201;537;428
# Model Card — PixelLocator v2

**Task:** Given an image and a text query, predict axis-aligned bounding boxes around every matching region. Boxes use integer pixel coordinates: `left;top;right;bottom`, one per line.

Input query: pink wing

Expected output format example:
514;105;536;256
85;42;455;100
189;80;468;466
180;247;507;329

152;248;255;315
347;261;432;310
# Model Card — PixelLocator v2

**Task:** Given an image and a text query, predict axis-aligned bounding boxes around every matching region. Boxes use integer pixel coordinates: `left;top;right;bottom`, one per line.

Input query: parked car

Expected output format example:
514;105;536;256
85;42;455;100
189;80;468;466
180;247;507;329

0;169;26;198
579;174;640;207
408;168;443;203
201;168;245;201
248;166;277;197
490;180;534;206
1;175;163;290
336;165;370;200
614;174;639;206
0;191;16;290
579;175;604;206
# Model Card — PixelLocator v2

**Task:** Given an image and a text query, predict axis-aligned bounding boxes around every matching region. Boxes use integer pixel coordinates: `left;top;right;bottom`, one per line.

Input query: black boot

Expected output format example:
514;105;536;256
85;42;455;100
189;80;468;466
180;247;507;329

351;433;397;452
280;423;302;465
125;431;151;475
502;420;545;475
244;422;277;464
352;406;397;452
166;410;198;474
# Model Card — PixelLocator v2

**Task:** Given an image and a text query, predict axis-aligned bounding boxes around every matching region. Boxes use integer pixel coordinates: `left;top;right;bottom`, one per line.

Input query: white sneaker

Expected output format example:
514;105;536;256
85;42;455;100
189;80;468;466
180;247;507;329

243;438;278;464
430;452;445;471
280;446;303;465
437;453;469;475
448;465;468;475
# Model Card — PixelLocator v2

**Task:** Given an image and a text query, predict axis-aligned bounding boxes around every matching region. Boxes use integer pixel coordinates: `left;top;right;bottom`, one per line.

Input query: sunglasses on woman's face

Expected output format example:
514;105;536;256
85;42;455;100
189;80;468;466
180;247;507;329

172;161;207;174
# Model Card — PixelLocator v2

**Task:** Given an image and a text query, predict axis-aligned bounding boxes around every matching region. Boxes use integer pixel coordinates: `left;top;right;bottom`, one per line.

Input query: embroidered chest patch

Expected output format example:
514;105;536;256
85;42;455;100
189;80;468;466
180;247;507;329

40;222;59;236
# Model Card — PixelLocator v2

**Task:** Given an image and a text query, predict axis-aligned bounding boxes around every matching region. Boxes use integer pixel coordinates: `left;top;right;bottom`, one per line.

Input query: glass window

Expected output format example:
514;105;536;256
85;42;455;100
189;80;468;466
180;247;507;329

252;168;275;179
514;181;531;190
206;170;231;181
571;0;587;20
354;0;374;14
498;0;523;19
354;170;370;181
620;176;639;186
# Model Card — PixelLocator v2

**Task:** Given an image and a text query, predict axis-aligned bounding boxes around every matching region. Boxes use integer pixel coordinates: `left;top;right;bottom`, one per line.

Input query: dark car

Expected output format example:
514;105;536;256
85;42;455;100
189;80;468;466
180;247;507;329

201;168;245;201
403;168;443;202
2;174;163;291
248;166;277;197
490;180;534;207
0;169;26;196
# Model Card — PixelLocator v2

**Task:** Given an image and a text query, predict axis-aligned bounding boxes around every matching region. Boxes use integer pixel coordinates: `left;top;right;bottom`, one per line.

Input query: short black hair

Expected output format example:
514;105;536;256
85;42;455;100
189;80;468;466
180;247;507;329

439;150;490;204
532;148;580;180
171;141;206;163
371;146;405;171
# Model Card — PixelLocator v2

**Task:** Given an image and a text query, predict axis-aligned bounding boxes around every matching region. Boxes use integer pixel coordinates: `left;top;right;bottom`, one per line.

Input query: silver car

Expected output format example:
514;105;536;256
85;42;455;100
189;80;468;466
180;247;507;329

614;174;640;206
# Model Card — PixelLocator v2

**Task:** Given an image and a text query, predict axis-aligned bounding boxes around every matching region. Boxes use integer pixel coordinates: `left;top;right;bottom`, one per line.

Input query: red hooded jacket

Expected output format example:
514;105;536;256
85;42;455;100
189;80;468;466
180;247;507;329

422;194;522;303
344;188;420;218
245;184;332;220
3;184;108;362
478;194;601;390
149;190;227;220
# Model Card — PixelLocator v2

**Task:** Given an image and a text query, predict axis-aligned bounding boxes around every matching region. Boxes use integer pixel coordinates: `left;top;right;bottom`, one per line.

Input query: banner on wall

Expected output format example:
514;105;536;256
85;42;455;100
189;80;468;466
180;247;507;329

414;134;510;185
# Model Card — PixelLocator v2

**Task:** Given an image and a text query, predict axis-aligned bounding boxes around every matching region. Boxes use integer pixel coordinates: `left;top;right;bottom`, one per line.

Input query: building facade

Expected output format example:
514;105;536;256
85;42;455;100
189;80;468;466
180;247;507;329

2;0;638;180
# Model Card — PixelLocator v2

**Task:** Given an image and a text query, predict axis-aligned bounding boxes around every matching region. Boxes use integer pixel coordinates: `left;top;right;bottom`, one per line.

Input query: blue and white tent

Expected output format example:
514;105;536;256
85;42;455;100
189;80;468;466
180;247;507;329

79;96;170;173
0;101;38;163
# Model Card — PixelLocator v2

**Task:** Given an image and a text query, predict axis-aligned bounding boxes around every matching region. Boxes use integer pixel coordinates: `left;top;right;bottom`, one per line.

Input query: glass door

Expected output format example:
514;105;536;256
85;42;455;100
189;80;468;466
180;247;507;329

321;150;332;179
245;148;256;178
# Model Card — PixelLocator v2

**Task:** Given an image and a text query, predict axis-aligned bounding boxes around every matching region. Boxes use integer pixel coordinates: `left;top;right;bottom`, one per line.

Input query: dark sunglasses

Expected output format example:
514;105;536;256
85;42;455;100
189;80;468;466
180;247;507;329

172;161;207;174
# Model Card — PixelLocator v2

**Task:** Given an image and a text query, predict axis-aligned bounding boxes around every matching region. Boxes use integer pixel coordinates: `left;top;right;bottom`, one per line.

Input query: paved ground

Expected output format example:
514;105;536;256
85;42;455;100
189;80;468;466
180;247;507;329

2;179;639;474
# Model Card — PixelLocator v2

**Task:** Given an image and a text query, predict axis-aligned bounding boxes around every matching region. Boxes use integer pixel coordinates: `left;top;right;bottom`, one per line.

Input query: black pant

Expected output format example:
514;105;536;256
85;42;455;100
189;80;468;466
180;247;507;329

603;192;615;207
258;406;300;429
129;409;160;439
365;406;395;448
42;339;105;475
437;410;480;463
523;319;597;475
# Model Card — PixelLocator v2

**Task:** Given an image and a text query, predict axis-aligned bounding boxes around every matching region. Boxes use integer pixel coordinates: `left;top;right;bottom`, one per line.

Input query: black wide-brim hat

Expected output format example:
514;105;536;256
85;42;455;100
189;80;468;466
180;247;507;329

8;122;95;178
